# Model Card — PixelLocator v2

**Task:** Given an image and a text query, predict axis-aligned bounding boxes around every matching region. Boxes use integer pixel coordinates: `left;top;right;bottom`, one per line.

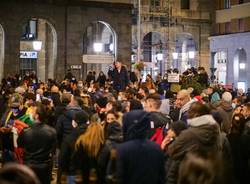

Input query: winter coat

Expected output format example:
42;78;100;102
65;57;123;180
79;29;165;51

147;111;172;138
73;145;102;184
112;66;129;91
17;122;56;165
117;111;165;184
97;75;107;87
216;101;233;134
56;105;85;147
227;132;250;184
178;99;195;123
98;122;123;183
59;124;88;175
166;115;221;184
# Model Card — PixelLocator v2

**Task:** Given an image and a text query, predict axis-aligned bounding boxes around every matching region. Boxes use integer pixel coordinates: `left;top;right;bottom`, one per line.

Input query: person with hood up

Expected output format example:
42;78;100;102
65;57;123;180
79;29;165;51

116;110;165;184
166;102;222;184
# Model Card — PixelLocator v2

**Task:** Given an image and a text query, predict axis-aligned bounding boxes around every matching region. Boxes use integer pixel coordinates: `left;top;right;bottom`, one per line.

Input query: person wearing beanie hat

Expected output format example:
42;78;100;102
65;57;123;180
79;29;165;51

215;91;233;134
161;120;187;150
117;110;165;184
170;120;187;136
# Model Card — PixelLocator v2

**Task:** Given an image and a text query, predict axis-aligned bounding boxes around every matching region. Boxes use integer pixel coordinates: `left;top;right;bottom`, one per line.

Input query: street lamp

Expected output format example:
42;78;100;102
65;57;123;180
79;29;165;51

32;41;42;51
172;52;178;69
156;53;163;61
172;52;178;60
188;51;195;59
239;63;246;69
109;43;114;51
93;42;103;53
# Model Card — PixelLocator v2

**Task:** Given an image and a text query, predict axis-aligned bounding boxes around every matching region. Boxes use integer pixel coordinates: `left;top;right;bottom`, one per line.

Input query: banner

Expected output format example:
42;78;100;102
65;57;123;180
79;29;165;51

168;74;179;83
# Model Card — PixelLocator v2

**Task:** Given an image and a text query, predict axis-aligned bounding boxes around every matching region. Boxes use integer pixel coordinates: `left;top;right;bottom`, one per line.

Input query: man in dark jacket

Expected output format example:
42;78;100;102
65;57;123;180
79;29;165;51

112;61;129;92
56;95;86;147
18;103;56;184
144;93;172;138
117;110;165;184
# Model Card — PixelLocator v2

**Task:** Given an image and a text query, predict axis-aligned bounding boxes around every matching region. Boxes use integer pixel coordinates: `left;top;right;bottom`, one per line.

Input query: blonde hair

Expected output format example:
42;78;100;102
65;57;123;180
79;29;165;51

76;122;104;158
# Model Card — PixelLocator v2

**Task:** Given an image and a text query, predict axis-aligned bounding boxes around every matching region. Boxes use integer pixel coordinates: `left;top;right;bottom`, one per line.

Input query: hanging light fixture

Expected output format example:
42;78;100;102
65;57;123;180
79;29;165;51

188;51;195;59
32;41;42;51
93;42;103;52
172;52;178;60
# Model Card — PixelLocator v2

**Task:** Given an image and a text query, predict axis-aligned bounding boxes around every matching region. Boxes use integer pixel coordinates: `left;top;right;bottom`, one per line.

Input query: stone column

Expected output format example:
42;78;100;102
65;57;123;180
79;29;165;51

37;19;46;82
0;25;4;81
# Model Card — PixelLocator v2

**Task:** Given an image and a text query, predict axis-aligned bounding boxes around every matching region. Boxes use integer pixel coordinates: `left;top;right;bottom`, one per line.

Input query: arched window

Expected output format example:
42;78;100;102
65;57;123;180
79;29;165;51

224;0;230;9
181;0;190;10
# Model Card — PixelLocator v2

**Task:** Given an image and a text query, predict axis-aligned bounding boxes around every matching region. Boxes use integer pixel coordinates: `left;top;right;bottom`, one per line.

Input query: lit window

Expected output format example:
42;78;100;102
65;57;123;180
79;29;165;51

239;63;246;69
224;0;230;9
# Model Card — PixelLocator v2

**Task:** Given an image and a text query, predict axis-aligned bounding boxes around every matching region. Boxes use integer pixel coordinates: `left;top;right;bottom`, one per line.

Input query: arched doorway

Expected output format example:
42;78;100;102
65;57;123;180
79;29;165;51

83;21;117;78
19;18;57;81
0;24;4;81
174;33;197;73
234;48;247;92
214;51;227;85
142;32;164;77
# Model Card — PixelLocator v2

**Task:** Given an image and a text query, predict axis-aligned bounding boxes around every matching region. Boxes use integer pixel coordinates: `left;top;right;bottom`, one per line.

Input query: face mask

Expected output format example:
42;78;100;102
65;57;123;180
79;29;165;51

78;84;83;88
232;103;236;109
118;96;122;101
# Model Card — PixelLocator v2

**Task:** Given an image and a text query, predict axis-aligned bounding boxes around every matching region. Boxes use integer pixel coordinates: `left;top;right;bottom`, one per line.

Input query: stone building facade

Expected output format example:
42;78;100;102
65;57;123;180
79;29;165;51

0;0;132;81
132;0;213;75
210;0;250;90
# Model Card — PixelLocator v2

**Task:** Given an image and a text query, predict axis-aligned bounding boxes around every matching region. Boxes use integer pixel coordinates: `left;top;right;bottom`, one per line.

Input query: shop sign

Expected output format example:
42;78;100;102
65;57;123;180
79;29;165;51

20;51;38;59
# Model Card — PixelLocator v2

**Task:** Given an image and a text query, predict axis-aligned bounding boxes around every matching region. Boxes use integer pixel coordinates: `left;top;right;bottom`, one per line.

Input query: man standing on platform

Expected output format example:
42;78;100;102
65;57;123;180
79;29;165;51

112;60;129;92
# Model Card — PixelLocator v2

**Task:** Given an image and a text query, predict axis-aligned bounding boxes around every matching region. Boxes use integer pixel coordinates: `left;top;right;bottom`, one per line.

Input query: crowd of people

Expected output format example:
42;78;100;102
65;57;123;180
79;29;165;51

0;60;250;184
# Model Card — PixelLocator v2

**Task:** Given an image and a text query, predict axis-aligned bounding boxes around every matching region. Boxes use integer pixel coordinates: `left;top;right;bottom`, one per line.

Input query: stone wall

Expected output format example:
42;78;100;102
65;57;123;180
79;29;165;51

0;1;132;80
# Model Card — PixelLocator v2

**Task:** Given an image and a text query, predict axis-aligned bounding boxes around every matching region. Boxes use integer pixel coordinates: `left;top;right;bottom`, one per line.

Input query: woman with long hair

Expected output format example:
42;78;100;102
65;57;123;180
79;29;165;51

74;114;104;184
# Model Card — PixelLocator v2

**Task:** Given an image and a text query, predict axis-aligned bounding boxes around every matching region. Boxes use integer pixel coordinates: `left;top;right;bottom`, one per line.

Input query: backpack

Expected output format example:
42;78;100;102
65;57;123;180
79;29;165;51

149;112;172;145
150;126;165;145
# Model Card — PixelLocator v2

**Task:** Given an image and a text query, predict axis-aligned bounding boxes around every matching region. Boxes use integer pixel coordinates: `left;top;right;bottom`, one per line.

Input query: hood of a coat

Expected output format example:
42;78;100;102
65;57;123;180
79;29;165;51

187;114;217;127
122;110;151;141
169;115;220;160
